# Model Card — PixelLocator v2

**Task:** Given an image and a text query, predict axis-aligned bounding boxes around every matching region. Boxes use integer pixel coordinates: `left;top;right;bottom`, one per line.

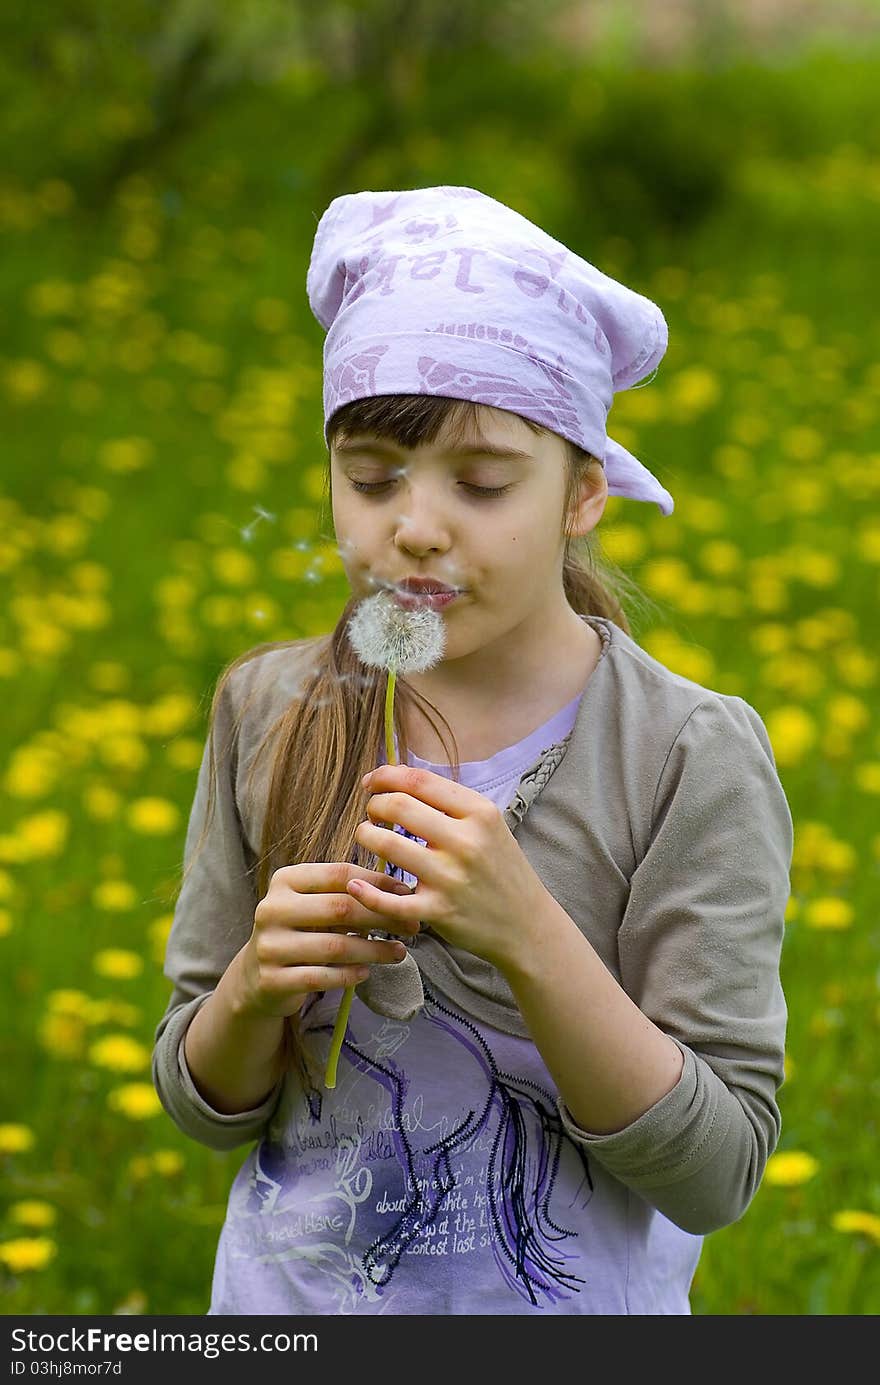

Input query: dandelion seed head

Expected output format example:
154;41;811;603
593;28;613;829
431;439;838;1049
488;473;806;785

346;591;445;673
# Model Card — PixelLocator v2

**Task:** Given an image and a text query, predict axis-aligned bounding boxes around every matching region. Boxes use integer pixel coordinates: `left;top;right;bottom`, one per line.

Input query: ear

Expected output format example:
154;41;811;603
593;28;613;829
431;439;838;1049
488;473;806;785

566;466;608;541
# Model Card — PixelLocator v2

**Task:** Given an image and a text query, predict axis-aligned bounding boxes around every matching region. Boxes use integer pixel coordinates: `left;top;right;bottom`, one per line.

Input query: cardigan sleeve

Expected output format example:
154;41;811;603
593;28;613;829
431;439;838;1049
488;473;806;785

557;695;793;1234
151;665;285;1151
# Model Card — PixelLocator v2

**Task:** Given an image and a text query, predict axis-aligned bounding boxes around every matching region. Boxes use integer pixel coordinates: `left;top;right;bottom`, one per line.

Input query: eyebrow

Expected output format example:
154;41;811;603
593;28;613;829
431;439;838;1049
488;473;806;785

333;439;534;462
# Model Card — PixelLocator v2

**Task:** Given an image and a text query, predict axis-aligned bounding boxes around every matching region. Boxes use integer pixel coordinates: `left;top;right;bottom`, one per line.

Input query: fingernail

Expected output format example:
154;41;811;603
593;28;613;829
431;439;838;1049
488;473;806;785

361;772;372;787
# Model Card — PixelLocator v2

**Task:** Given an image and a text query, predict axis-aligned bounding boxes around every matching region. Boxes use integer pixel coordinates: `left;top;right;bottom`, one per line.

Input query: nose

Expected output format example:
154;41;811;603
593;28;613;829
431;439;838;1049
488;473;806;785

391;482;453;554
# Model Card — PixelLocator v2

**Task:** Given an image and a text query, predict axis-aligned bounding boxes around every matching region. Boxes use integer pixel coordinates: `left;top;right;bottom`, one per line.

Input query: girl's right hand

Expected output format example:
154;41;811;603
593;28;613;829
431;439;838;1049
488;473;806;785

235;863;416;1020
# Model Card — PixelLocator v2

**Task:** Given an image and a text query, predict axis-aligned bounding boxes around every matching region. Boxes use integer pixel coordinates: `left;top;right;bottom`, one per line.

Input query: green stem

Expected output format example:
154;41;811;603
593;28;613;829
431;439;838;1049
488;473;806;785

324;665;398;1089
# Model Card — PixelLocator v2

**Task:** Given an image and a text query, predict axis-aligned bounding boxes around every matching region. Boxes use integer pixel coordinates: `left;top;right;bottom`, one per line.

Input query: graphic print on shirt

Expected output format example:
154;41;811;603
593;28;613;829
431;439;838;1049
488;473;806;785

230;984;594;1312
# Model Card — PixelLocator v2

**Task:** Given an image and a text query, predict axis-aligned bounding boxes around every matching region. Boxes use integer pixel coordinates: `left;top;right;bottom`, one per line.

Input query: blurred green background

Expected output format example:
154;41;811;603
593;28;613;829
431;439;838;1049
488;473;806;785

2;0;879;1316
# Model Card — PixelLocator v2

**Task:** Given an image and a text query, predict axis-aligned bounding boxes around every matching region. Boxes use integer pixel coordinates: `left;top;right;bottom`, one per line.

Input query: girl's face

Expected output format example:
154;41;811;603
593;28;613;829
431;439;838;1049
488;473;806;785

329;404;607;669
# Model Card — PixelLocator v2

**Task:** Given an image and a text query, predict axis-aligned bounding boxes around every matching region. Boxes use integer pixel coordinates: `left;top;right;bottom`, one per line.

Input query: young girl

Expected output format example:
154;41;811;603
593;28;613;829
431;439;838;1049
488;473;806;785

152;185;793;1316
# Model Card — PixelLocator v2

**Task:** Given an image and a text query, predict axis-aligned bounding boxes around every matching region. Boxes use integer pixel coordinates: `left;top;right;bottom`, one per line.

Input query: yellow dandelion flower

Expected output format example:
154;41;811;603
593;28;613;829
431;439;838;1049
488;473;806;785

763;706;817;770
16;809;69;858
152;1150;184;1176
89;1034;150;1073
831;1210;880;1245
3;745;62;798
0;1237;57;1272
764;1151;819;1187
855;763;880;794
10;1201;57;1229
804;897;854;930
212;547;256;587
84;999;141;1028
93;949;143;980
669;366;720;415
48;989;91;1015
83;783;122;820
98;735;149;771
149;915;173;966
39;1011;86;1059
165;738;203;771
107;1083;161;1120
5;360;50;402
128;1155;153;1180
93;880;138;911
127;797;180;835
98;438;153;474
0;1124;35;1154
28;279;77;315
141;692;196;737
827;694;870;734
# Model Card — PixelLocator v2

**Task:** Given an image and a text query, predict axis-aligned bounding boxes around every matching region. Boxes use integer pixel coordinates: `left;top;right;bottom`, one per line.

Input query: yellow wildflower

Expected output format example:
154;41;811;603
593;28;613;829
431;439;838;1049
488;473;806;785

3;746;62;798
0;1238;57;1272
831;1210;880;1245
153;1150;184;1176
764;1151;819;1187
855;764;880;794
98;437;153;473
0;1124;35;1154
48;989;91;1015
0;869;15;900
108;1083;161;1119
98;735;149;771
127;797;180;835
10;1201;57;1229
82;783;122;820
165;738;203;771
4;360;49;401
93;880;138;911
0;909;11;936
141;692;196;737
39;1011;86;1059
212;547;256;587
89;1034;150;1073
84;999;141;1028
16;809;69;858
93;949;143;980
804;897;854;930
763;706;817;770
149;915;173;966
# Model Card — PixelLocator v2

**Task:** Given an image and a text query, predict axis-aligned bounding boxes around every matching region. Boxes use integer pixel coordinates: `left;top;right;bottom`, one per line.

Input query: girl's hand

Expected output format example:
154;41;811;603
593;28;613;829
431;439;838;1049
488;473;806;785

348;764;548;972
237;863;416;1020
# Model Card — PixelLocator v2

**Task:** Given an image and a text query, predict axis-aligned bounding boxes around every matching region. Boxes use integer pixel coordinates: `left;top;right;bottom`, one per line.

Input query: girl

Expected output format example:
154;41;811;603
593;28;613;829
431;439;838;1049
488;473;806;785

152;186;793;1316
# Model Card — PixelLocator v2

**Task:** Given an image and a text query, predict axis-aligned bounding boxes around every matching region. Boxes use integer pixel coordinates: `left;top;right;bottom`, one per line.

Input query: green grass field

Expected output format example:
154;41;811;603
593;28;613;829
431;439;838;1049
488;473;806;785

1;49;879;1315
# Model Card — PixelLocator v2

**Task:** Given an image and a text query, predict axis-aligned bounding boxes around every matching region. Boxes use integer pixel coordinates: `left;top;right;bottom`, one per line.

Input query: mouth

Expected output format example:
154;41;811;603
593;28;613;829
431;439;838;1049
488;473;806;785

392;587;462;612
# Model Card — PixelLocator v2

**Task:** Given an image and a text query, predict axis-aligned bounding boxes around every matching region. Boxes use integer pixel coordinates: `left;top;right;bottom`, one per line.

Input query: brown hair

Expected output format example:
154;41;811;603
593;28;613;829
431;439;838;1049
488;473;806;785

179;394;651;1081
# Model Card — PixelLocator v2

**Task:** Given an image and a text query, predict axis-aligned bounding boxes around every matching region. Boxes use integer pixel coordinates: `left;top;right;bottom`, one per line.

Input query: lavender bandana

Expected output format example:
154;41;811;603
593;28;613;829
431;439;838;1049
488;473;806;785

306;184;674;515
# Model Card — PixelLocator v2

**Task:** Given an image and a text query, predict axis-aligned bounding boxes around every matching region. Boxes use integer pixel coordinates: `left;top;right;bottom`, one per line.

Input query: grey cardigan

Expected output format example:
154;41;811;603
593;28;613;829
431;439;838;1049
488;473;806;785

152;615;793;1235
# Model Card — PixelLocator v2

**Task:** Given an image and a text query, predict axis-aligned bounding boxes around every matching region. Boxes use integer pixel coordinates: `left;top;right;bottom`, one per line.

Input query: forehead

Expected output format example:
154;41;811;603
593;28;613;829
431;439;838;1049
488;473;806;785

332;406;543;460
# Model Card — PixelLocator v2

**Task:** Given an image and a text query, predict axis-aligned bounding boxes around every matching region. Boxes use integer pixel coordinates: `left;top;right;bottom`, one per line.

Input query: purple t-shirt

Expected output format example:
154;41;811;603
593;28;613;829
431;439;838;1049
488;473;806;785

207;691;702;1315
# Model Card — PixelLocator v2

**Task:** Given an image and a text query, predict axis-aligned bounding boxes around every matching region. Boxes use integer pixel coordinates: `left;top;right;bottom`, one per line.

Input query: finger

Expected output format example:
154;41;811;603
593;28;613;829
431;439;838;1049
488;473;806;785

347;875;420;930
354;820;430;880
364;790;451;848
283;864;413;895
362;764;474;819
291;933;408;967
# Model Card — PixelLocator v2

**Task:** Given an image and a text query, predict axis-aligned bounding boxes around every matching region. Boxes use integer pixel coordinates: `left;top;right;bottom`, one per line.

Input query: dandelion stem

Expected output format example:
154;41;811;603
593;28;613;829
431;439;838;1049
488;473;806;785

324;665;398;1088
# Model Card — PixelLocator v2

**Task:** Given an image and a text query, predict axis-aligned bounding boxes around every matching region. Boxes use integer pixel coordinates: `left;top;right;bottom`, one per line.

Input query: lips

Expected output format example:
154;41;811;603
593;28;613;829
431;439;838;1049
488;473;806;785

395;579;461;595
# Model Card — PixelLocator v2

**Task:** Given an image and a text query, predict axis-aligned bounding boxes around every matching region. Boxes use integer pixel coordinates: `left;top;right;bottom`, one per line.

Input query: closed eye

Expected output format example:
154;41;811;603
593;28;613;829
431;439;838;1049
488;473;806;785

348;481;512;499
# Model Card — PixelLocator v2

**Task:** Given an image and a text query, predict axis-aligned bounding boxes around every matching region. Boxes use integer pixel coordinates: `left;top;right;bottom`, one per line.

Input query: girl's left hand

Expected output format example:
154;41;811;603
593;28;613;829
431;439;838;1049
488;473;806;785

348;763;549;973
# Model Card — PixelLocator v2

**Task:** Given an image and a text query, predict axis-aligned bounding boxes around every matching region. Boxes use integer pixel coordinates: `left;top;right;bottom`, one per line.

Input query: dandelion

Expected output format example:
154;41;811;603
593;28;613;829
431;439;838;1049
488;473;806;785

764;1151;819;1187
93;949;144;980
0;1124;35;1154
0;1238;56;1272
107;1083;161;1119
89;1034;150;1073
804;897;854;930
127;797;180;835
10;1201;57;1229
93;879;138;911
831;1210;880;1245
324;591;446;1089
